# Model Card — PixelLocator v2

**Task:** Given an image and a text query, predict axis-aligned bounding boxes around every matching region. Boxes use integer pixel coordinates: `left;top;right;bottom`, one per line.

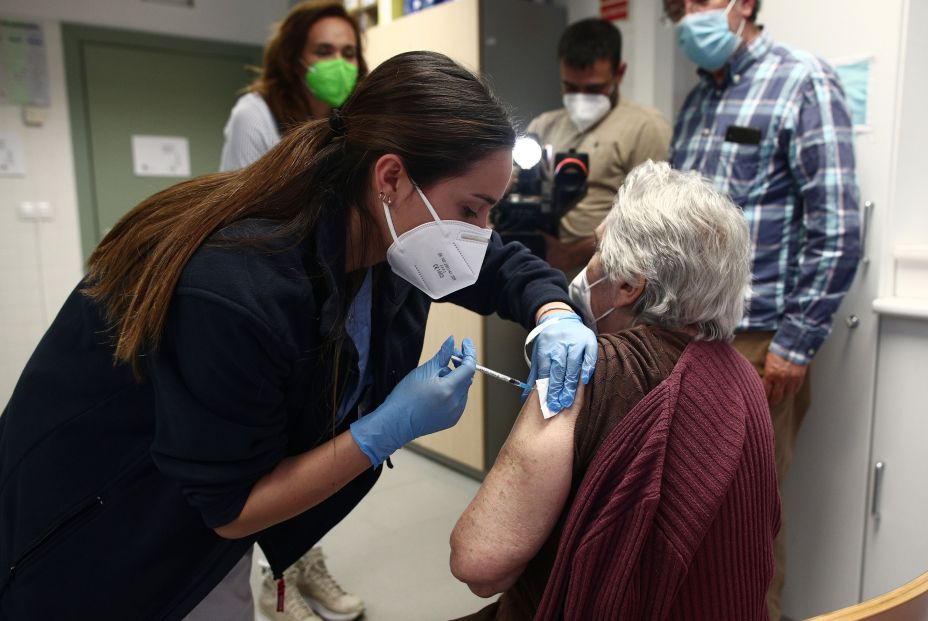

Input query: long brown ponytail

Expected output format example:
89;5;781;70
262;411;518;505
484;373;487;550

86;51;515;369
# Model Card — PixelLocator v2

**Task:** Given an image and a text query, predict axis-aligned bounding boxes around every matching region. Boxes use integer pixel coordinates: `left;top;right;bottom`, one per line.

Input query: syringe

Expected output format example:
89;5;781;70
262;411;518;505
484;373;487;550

451;355;530;391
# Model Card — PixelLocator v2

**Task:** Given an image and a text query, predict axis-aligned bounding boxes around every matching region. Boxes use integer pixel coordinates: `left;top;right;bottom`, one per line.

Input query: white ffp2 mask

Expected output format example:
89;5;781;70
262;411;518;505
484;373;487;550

568;268;614;329
383;184;492;300
563;93;612;133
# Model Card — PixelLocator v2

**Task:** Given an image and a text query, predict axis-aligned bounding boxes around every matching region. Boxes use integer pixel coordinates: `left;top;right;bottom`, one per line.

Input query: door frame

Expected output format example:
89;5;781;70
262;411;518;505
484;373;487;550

61;23;262;260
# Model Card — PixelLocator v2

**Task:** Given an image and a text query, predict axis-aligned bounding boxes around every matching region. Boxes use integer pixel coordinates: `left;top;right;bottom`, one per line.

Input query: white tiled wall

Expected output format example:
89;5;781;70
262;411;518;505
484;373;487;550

0;19;82;407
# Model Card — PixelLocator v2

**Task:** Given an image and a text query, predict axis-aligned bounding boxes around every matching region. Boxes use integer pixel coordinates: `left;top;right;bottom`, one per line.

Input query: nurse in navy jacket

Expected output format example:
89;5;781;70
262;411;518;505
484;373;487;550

0;52;597;619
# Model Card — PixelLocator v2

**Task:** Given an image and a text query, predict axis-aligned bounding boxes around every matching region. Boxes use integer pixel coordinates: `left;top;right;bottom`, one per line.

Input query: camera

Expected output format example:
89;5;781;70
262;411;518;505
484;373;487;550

491;136;589;260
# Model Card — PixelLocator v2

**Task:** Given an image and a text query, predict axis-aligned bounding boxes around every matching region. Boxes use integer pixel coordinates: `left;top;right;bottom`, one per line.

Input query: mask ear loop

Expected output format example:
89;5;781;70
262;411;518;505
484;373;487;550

725;0;747;38
585;274;608;291
413;182;449;238
586;273;614;324
381;192;404;252
594;306;616;323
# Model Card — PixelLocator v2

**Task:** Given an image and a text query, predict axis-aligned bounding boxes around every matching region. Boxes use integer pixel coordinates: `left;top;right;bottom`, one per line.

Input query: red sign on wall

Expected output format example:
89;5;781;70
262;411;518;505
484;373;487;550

601;0;629;21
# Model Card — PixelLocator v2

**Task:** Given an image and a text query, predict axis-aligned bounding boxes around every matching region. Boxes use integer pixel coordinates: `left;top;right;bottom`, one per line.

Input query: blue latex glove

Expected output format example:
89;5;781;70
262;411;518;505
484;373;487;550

522;311;597;412
350;336;477;466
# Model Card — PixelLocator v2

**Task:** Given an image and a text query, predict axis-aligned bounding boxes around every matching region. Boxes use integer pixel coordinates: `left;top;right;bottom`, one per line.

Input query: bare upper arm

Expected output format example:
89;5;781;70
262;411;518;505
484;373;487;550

449;384;584;595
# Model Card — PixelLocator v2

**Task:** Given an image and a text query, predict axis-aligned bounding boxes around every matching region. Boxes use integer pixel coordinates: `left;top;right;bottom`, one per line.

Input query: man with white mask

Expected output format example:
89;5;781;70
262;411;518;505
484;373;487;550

666;1;860;619
523;18;671;274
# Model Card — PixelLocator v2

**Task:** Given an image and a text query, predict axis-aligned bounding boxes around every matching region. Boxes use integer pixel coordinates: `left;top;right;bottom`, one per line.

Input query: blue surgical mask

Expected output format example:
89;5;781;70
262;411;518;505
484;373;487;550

677;0;745;71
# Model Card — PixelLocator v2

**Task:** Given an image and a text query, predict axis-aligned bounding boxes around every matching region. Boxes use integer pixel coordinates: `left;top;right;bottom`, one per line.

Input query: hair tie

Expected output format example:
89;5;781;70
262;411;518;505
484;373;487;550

328;108;347;136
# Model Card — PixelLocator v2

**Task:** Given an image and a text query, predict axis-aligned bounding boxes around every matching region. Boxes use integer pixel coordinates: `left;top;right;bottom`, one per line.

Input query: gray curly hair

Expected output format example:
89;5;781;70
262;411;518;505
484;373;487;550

598;160;752;341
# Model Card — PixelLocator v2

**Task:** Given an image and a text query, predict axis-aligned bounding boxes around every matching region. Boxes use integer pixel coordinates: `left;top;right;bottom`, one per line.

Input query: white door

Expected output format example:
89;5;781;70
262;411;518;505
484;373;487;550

865;317;928;598
862;0;928;600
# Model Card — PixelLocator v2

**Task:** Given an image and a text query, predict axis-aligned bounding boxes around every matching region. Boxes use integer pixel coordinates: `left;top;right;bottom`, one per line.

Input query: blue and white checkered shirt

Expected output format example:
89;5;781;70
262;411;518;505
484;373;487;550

670;32;860;365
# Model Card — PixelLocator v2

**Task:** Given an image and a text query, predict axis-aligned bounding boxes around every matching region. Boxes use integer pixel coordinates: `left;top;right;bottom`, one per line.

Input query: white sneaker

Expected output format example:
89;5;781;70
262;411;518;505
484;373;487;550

258;565;323;621
294;547;365;621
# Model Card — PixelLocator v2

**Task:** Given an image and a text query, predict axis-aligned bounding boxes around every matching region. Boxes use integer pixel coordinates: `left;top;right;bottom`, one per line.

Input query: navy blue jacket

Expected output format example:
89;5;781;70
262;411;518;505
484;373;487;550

0;212;572;620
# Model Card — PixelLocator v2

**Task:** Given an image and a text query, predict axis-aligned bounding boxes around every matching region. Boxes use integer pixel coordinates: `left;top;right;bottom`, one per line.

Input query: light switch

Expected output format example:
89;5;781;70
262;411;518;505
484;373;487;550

16;201;52;221
17;201;37;220
35;201;53;220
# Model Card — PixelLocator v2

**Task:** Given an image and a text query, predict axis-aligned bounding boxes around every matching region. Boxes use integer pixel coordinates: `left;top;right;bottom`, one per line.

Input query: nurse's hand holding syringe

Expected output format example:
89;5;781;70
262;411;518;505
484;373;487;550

351;336;477;466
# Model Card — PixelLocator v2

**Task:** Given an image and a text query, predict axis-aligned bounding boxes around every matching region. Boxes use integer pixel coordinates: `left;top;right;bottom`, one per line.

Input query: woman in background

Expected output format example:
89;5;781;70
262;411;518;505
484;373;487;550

220;1;366;173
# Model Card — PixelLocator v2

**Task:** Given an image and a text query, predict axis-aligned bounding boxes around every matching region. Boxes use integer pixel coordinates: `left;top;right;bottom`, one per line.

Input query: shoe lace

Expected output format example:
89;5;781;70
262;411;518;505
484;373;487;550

308;558;347;598
284;576;318;618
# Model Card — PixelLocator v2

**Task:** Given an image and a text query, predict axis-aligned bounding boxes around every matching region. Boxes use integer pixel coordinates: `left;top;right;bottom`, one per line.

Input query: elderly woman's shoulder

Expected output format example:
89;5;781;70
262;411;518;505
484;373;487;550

595;325;765;411
594;325;692;383
597;324;691;361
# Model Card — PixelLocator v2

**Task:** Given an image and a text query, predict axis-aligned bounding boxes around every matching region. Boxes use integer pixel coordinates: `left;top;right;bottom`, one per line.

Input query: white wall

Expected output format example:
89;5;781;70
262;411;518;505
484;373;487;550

0;1;287;406
1;20;82;406
885;0;928;261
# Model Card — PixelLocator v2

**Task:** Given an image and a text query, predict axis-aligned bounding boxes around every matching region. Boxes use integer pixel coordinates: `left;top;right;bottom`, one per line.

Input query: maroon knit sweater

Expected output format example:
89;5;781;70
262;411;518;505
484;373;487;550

534;339;779;621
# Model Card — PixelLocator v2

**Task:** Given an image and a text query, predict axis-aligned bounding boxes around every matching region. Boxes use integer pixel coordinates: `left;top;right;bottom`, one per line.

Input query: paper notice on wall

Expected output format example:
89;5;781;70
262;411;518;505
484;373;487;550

0;132;27;176
832;55;873;133
0;21;50;107
131;135;191;177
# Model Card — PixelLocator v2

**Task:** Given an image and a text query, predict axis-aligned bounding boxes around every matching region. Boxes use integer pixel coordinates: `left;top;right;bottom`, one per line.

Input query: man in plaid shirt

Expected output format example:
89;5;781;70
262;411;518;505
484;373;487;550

664;1;860;618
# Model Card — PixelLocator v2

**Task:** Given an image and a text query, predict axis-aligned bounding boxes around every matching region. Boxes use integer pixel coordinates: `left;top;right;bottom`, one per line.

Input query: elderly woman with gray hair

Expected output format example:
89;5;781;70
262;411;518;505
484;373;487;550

451;160;779;621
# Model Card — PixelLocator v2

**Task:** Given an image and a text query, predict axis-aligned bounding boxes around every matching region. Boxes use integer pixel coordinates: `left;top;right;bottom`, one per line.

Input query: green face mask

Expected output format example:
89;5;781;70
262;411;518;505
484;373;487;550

304;58;358;108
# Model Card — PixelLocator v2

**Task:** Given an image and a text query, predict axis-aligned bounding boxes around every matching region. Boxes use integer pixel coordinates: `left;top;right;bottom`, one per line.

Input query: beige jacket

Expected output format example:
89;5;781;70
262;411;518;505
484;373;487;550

527;97;671;243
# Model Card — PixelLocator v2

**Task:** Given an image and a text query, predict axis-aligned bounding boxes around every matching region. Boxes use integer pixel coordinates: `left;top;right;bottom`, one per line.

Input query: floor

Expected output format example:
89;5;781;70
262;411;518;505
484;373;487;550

251;449;496;621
